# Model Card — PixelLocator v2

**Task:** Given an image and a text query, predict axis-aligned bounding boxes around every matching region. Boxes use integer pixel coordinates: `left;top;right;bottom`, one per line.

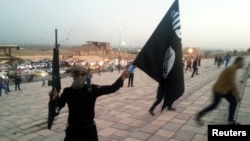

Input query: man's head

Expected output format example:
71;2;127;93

233;56;244;69
71;65;88;89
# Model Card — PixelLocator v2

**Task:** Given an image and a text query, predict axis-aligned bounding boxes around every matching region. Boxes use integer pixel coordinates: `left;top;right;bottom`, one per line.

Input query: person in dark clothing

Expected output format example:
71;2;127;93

191;57;198;77
49;65;129;141
214;55;218;65
4;73;11;92
185;58;192;73
217;56;223;68
198;55;202;66
149;82;176;116
14;73;21;91
42;78;46;87
149;83;164;116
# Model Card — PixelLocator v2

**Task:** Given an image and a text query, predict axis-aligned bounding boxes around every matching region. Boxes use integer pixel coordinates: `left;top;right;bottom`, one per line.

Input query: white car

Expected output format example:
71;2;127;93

32;70;49;77
17;64;26;69
47;68;66;74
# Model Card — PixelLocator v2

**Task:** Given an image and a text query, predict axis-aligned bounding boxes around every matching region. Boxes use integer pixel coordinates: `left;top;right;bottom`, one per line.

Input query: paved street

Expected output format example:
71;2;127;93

0;57;250;141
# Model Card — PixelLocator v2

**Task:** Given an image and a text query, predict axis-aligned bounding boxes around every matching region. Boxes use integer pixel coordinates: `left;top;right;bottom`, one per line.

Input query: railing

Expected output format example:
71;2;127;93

235;57;250;121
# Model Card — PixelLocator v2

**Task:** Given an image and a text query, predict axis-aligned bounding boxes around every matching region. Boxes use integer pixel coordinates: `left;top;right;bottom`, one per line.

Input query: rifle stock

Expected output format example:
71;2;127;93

48;29;61;129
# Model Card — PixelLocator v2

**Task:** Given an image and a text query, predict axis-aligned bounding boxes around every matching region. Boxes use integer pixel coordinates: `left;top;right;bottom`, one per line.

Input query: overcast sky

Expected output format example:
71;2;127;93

1;0;250;50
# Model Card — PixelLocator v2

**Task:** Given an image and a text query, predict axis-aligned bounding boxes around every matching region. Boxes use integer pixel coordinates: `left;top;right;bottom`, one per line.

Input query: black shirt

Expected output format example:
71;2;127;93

57;77;123;126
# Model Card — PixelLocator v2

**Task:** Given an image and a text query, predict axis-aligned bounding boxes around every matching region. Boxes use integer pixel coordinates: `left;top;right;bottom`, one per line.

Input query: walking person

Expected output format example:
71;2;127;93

42;78;46;87
86;69;93;92
198;55;202;66
14;73;21;91
195;57;244;125
117;64;121;73
214;55;218;65
185;58;192;73
97;67;101;75
128;63;135;87
191;57;198;77
149;83;164;116
217;56;222;68
4;73;11;92
149;82;176;116
224;53;231;67
0;77;8;97
48;65;129;141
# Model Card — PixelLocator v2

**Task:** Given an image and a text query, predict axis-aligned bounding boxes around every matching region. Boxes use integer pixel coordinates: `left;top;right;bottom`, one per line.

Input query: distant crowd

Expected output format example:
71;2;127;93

183;53;231;78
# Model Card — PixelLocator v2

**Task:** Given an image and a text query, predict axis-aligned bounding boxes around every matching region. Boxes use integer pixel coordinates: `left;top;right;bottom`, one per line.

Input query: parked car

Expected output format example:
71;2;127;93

17;64;26;69
47;68;66;74
1;64;12;70
32;70;49;77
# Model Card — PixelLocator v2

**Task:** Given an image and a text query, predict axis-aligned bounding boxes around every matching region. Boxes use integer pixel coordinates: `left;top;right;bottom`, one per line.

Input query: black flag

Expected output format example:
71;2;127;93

133;0;184;111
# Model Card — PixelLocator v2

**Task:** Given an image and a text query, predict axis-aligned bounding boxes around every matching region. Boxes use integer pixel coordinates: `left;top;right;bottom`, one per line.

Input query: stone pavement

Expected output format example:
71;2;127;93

0;57;250;141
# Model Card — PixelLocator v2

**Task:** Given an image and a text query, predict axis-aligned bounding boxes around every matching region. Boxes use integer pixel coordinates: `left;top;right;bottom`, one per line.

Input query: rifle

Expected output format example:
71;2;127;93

47;29;61;129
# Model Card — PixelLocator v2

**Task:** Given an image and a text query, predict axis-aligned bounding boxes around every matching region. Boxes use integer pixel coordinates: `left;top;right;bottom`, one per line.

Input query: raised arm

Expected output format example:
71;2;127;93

94;69;130;96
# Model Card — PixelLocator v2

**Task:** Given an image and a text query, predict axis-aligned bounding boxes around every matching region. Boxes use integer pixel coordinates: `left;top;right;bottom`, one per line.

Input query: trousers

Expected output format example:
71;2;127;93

198;91;237;122
64;122;98;141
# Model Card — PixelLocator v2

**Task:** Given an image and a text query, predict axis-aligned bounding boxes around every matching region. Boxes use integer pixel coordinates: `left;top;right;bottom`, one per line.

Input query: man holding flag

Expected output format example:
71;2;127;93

133;0;184;112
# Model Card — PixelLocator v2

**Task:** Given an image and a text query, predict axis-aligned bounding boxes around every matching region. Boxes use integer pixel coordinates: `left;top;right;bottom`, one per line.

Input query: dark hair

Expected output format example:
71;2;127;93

234;56;244;64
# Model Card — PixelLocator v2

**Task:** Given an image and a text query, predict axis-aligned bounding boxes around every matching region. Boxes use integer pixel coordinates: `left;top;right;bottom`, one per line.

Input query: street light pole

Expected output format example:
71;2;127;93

114;27;126;67
114;27;126;50
64;30;72;48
